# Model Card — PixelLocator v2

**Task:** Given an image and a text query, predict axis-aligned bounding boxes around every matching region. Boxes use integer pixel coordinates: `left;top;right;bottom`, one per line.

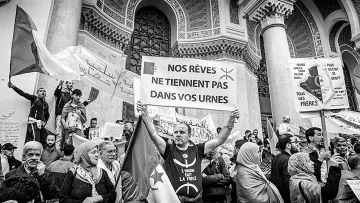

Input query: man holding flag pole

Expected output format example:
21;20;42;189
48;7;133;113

135;101;239;203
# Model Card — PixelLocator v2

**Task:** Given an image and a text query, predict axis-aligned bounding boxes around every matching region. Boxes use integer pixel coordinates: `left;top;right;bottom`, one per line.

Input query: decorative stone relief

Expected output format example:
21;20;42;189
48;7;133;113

178;0;212;31
295;1;324;57
211;0;220;28
80;7;131;51
230;0;240;24
285;3;316;58
96;0;127;25
246;0;295;22
173;38;246;61
352;0;360;22
312;0;341;20
125;0;220;40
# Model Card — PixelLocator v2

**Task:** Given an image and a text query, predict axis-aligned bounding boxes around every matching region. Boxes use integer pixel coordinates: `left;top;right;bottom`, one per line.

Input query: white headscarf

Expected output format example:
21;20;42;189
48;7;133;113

237;142;268;182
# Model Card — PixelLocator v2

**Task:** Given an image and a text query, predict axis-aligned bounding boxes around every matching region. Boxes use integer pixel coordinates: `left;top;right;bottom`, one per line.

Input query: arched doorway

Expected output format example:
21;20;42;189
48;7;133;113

123;6;171;121
126;6;171;75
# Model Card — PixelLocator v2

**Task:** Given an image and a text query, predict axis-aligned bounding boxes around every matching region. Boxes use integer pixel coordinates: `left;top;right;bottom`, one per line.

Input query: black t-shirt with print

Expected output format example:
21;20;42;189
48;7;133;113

161;142;205;198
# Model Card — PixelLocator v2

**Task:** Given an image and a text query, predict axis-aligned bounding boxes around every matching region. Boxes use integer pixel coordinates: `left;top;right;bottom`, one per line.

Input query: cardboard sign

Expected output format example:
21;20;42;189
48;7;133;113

140;56;238;111
102;122;124;138
346;180;360;200
288;57;349;111
88;87;99;103
311;110;360;134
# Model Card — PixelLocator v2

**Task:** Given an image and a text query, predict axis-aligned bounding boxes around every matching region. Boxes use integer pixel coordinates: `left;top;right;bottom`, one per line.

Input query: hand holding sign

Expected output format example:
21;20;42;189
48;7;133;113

227;108;240;127
136;101;149;118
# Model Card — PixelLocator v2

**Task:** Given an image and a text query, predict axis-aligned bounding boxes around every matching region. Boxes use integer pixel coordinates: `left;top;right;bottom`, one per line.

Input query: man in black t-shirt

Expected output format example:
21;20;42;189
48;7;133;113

137;102;239;203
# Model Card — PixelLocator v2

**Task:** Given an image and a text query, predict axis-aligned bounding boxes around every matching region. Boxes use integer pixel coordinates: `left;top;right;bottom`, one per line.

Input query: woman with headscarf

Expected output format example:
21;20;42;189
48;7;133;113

288;152;341;203
59;141;116;203
235;142;284;203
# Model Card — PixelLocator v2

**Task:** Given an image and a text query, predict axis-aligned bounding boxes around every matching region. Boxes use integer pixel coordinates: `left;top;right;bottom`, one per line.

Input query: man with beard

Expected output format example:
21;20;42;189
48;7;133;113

8;82;50;147
41;134;63;168
61;89;87;149
334;137;351;170
301;127;331;182
137;101;239;203
1;143;22;172
6;141;55;203
271;134;300;202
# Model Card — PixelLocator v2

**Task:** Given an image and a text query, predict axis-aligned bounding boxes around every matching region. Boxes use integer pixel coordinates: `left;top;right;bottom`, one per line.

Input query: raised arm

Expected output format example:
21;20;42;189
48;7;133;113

204;108;239;154
137;101;166;154
8;81;36;101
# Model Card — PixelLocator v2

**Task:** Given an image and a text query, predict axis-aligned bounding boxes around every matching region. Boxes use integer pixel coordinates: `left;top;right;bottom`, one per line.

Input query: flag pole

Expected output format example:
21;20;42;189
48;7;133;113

115;115;142;188
320;109;329;151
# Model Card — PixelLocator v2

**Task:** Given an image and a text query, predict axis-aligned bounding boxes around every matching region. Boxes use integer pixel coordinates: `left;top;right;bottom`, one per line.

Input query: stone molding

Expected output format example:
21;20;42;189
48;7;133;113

172;38;247;61
80;5;132;51
242;0;296;23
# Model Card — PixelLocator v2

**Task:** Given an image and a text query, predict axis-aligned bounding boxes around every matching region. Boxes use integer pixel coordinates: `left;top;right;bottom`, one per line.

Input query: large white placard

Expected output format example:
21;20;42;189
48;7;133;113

140;56;238;111
288;58;349;111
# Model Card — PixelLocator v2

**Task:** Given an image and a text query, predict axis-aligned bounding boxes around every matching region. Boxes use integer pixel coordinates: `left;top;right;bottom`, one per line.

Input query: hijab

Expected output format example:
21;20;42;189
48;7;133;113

237;142;260;169
73;141;102;196
74;141;97;168
288;152;314;176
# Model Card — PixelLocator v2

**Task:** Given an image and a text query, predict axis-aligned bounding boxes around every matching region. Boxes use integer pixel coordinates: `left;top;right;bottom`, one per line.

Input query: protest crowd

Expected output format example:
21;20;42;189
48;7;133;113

1;5;360;203
1;76;360;203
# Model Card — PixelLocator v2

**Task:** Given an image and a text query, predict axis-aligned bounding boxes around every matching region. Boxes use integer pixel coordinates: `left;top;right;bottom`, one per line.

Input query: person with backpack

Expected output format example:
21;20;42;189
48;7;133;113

8;82;49;147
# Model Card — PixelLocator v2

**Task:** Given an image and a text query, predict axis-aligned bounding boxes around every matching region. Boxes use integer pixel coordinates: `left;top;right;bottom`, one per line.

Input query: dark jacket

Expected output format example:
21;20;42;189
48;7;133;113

12;86;49;123
271;151;291;202
7;157;22;171
48;158;75;198
59;168;116;203
202;157;231;201
54;85;72;116
301;144;323;182
5;164;56;203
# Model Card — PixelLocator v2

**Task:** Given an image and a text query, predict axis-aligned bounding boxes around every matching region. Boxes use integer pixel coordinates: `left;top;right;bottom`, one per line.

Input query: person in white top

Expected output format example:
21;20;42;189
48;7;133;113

97;141;121;186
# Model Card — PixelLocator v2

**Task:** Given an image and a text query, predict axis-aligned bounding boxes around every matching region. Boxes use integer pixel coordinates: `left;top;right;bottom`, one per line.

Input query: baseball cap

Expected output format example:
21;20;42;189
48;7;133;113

2;143;17;150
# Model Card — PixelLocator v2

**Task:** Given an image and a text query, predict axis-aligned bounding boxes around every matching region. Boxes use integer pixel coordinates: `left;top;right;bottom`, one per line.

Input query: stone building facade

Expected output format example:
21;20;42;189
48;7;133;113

2;0;360;144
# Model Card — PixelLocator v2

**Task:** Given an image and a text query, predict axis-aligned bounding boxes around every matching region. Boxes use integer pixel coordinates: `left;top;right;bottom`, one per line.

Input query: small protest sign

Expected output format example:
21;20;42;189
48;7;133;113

140;56;238;111
102;122;124;139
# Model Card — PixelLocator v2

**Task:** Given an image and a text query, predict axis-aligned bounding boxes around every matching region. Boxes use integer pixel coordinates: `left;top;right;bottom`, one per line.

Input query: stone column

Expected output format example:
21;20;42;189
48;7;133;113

46;0;83;53
37;0;83;131
243;0;300;125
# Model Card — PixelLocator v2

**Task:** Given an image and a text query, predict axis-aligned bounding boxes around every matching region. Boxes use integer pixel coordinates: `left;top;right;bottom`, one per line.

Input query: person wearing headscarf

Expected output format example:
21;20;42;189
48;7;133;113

5;141;56;203
235;142;284;203
59;141;116;203
288;152;341;203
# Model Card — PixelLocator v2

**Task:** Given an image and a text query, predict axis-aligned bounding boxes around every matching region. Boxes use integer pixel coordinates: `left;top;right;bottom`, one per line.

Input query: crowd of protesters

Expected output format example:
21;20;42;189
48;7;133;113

1;80;360;203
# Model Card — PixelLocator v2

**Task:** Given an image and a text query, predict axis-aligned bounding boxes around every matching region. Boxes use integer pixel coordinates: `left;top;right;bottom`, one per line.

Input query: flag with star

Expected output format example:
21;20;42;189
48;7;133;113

117;116;180;203
9;6;79;80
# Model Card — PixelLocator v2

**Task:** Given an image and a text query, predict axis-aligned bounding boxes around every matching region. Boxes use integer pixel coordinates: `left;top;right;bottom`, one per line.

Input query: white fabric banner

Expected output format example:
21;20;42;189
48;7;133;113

32;30;80;80
140;56;238;111
54;46;140;104
288;57;349;111
311;110;360;134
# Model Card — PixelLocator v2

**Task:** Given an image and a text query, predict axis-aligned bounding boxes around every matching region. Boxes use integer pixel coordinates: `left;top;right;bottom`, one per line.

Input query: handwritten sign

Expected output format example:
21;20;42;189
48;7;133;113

346;180;360;200
54;46;140;104
0;110;20;148
154;113;217;144
140;56;238;111
102;122;124;139
288;57;349;111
